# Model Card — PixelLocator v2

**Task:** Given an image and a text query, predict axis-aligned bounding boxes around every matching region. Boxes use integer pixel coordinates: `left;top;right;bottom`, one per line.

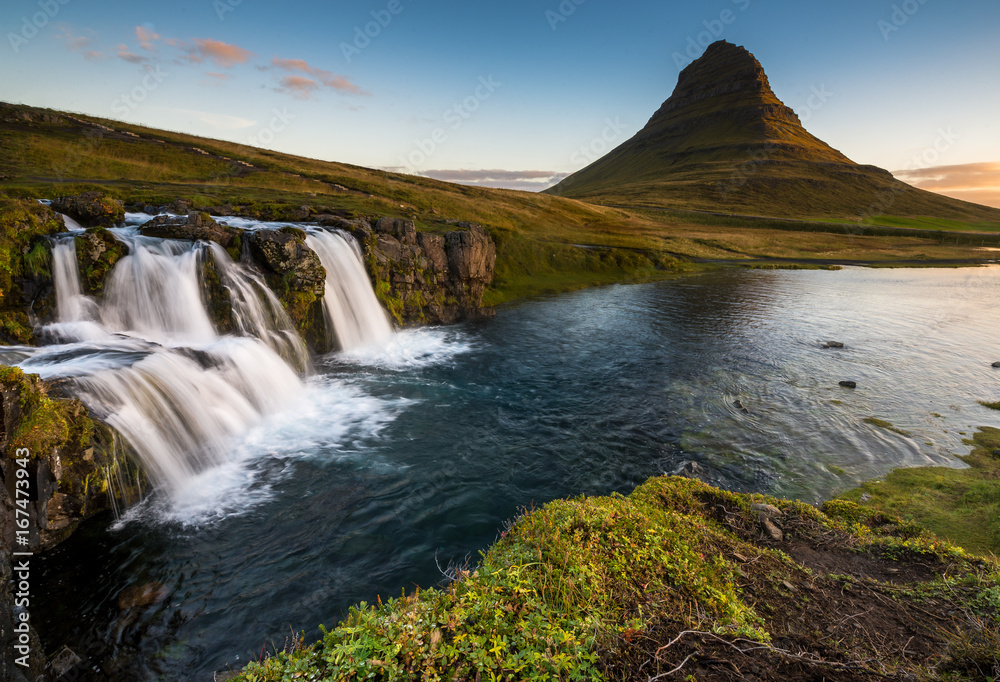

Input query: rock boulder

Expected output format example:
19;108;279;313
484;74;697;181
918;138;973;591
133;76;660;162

51;191;125;228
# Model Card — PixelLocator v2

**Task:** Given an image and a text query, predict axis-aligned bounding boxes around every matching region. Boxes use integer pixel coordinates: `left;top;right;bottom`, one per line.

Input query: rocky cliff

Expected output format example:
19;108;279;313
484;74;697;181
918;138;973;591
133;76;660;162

333;216;496;326
0;366;144;680
135;208;497;348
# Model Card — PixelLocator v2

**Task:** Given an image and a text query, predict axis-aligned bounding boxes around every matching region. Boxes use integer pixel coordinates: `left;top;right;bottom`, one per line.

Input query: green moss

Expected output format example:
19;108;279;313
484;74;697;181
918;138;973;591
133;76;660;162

279;225;307;241
0;365;70;457
978;400;1000;411
0;196;64;301
23;239;51;278
237;474;1000;681
0;310;33;345
863;416;912;437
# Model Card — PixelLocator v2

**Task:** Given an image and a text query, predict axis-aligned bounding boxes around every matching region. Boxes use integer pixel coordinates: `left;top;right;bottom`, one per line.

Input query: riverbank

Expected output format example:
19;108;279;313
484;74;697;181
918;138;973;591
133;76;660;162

837;427;1000;557
233;447;1000;680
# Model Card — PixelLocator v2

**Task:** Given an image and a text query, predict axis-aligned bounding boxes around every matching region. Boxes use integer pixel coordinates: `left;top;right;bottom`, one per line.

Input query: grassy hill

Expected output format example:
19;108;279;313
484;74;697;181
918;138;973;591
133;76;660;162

2;99;999;307
547;41;1000;225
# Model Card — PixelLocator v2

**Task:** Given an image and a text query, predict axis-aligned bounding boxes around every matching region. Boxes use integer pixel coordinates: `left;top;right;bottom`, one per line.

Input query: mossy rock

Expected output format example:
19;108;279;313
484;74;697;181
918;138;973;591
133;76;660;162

0;196;64;301
0;310;33;345
238;475;1000;681
75;227;129;296
51;191;125;227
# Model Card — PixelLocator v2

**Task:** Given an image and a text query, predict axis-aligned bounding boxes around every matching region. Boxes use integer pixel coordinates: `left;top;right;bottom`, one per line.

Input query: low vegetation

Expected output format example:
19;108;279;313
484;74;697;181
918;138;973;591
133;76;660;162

234;473;1000;680
839;427;1000;556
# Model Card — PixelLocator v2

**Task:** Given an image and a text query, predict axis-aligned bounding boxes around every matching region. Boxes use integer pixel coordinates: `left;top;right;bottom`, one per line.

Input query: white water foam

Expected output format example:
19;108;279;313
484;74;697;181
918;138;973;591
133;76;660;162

51;239;98;323
335;328;474;370
115;376;407;526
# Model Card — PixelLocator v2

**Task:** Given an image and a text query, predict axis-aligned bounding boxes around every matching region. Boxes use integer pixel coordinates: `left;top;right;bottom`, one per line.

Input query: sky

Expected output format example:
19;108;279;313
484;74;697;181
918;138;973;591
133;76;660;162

1;0;998;206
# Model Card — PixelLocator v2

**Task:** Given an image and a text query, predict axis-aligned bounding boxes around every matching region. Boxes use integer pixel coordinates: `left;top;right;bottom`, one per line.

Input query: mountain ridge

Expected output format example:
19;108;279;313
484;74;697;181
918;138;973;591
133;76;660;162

547;41;1000;223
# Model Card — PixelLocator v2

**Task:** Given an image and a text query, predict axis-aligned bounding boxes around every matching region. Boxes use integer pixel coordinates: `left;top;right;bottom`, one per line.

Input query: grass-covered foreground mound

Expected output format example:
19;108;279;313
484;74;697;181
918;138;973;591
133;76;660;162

235;476;1000;681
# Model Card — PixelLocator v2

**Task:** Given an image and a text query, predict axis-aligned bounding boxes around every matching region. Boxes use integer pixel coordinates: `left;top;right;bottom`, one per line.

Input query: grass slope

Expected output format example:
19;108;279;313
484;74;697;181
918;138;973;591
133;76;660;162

2;101;999;309
839;427;1000;556
234;475;1000;680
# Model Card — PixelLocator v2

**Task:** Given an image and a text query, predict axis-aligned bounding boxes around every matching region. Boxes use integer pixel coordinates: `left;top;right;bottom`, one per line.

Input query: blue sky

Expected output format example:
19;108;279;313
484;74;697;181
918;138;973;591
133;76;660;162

2;0;998;205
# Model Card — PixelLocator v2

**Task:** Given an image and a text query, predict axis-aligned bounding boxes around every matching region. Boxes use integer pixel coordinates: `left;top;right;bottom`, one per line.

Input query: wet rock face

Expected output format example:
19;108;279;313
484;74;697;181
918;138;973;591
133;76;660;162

445;223;496;289
51;191;125;228
0;368;144;552
338;217;497;326
246;228;331;353
75;228;129;296
248;228;325;296
139;212;244;258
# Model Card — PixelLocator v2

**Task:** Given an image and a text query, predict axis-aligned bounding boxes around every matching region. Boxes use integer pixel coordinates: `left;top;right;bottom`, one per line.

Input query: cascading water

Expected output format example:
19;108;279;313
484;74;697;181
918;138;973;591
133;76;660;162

23;230;306;497
206;242;309;373
101;238;218;344
306;230;394;350
51;238;97;323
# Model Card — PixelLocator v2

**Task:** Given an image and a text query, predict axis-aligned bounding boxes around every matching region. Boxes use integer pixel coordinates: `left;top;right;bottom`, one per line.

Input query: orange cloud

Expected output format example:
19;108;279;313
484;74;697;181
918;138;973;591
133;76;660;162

116;43;146;64
270;55;368;97
190;38;253;68
56;25;93;50
895;162;1000;209
136;25;160;51
278;75;319;99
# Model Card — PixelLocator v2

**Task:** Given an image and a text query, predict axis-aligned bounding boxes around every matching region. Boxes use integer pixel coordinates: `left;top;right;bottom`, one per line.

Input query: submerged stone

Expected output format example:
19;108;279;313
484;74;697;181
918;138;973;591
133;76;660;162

839;381;857;389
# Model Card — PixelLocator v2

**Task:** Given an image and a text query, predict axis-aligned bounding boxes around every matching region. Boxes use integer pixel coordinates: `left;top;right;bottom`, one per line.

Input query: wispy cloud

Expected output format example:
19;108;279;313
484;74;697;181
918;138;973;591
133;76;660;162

150;106;256;131
269;55;369;97
136;25;160;51
417;169;570;192
185;38;253;68
204;71;230;83
116;43;147;65
55;25;93;50
895;162;1000;209
278;75;319;100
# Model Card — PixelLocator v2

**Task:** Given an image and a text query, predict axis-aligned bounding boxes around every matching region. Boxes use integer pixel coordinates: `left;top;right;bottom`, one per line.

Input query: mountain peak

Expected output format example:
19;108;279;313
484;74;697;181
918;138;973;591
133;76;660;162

641;40;819;150
545;41;1000;221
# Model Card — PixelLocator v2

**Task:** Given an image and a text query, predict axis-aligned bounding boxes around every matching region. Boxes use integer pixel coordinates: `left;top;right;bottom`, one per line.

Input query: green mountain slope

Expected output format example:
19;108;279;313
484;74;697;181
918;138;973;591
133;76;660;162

547;41;1000;223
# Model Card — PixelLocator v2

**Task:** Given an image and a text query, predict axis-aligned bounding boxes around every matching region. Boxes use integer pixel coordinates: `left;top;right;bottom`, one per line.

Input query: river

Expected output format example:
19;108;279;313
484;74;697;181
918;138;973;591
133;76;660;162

12;254;1000;679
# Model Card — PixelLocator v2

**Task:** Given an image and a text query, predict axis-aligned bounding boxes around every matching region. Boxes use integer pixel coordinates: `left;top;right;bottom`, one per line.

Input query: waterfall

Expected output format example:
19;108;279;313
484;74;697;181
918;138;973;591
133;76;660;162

51;238;97;323
35;233;306;497
206;242;309;373
306;230;394;351
72;339;301;493
101;239;218;344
